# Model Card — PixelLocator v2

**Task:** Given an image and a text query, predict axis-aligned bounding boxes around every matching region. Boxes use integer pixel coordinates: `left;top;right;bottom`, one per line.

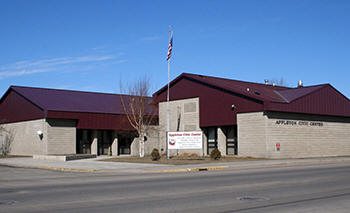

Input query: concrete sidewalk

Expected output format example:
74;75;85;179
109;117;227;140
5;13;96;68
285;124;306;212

1;156;350;173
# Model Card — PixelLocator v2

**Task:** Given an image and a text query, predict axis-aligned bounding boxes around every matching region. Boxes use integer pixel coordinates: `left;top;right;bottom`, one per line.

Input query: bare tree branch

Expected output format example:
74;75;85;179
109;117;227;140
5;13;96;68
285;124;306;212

119;76;157;157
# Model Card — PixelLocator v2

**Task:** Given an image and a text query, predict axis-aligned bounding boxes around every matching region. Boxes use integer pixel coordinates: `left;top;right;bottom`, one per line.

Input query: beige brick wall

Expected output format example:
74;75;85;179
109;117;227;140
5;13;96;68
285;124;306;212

237;112;267;158
159;98;203;156
129;125;160;157
237;111;350;159
1;119;48;155
46;118;76;155
217;127;227;156
265;112;350;158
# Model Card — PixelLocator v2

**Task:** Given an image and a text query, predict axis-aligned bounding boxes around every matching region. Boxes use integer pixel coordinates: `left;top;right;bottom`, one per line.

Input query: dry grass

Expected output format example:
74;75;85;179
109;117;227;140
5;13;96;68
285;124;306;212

0;155;31;159
101;156;266;165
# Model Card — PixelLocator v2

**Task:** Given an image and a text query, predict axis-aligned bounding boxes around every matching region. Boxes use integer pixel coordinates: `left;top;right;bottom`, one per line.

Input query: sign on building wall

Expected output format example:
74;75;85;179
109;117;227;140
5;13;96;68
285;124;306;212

167;131;203;150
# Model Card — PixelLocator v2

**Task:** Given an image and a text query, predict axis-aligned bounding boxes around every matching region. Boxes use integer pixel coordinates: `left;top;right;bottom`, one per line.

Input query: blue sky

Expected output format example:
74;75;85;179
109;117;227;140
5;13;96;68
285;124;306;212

1;0;349;98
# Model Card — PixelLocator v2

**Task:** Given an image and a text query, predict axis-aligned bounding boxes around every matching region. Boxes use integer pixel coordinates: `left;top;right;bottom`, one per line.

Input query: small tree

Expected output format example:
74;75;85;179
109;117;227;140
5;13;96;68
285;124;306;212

120;77;157;158
0;122;14;156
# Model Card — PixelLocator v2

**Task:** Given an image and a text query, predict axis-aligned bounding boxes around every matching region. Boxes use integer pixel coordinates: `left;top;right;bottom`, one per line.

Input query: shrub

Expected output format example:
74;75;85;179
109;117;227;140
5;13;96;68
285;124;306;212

151;148;161;161
210;148;221;160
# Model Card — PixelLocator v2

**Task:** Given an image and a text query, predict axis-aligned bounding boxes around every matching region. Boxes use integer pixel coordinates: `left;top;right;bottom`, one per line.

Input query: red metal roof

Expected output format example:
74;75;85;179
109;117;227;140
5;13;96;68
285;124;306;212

0;86;157;130
10;86;155;115
153;73;350;127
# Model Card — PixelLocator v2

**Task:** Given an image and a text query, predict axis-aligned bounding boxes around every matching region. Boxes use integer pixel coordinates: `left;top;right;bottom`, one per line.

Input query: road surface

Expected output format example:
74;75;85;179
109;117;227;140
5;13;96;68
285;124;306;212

1;161;350;212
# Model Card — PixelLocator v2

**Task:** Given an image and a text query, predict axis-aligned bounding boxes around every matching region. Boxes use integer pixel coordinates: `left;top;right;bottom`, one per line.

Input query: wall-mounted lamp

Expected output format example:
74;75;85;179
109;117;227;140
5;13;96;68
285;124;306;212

37;130;43;140
143;132;147;142
231;104;236;111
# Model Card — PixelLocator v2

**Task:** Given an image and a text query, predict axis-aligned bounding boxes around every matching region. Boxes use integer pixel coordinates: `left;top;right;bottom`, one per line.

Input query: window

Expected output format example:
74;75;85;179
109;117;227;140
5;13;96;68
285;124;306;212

207;127;217;154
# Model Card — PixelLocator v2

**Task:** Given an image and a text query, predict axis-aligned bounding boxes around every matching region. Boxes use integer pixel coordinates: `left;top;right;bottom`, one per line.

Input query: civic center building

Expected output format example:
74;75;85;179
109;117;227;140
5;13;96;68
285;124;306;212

1;73;350;159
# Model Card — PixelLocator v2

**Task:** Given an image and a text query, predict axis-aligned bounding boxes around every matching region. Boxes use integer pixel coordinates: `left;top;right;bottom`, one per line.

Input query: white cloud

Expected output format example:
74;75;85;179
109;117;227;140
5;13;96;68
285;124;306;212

0;54;125;79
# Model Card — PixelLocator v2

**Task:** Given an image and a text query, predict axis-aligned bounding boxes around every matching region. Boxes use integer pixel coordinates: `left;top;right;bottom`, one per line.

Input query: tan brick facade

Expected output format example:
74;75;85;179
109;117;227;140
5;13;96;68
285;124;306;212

1;118;77;156
2;119;48;155
46;119;76;155
238;111;350;158
159;98;203;156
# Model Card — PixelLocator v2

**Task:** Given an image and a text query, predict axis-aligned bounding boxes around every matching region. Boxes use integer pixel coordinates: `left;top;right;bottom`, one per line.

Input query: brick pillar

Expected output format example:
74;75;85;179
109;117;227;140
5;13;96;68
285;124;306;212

202;128;207;156
217;127;226;156
112;131;118;156
91;130;98;155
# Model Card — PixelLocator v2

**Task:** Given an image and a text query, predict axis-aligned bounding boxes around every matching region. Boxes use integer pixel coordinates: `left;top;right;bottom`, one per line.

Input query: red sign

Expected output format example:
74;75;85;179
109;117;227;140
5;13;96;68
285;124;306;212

276;143;280;147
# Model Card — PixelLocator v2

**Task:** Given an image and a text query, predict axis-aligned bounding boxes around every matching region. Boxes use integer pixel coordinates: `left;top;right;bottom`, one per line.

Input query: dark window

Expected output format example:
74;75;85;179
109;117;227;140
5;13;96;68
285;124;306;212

226;126;238;155
207;127;217;154
76;129;92;154
118;136;132;155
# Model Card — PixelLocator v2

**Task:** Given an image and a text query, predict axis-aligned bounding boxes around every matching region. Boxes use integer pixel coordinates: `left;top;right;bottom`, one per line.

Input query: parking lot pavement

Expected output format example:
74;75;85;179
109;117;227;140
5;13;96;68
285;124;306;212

1;156;350;174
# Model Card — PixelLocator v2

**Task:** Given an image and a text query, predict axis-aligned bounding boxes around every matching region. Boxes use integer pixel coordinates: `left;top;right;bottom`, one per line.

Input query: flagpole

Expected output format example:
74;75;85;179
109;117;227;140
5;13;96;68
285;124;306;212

166;27;171;160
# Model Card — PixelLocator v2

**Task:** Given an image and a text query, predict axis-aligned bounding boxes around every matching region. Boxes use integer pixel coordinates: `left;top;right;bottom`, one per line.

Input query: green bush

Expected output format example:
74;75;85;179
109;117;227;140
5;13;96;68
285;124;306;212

151;148;161;161
210;148;221;160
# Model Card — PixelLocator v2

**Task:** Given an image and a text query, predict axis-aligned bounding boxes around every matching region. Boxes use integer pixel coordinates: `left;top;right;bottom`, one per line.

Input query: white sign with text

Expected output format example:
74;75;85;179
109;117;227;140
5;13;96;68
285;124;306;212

167;131;203;150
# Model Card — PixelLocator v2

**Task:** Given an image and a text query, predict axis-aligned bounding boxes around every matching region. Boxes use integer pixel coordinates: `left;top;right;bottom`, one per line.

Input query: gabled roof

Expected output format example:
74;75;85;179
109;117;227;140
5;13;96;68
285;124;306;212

4;86;154;115
154;73;350;119
274;85;326;103
154;73;329;104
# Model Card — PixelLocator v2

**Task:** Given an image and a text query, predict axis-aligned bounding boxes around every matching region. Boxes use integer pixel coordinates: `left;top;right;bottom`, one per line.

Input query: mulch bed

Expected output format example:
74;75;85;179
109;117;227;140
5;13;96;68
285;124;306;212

101;156;266;165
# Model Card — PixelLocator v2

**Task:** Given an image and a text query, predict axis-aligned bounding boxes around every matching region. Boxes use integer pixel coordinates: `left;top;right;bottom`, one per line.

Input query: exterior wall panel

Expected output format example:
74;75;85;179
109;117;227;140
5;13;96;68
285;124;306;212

265;112;350;158
238;111;350;159
46;118;76;155
267;86;350;117
0;90;44;123
159;98;203;156
1;119;47;155
237;112;267;157
154;77;263;127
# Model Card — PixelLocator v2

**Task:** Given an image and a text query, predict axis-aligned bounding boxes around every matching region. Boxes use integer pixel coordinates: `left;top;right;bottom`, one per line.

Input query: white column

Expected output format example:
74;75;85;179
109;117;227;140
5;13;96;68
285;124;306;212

91;130;98;155
217;127;226;156
112;131;118;156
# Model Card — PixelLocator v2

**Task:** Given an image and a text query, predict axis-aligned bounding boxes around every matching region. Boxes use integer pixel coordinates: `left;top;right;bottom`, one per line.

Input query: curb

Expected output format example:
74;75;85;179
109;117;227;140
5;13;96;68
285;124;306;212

36;166;97;173
151;165;228;173
0;163;97;173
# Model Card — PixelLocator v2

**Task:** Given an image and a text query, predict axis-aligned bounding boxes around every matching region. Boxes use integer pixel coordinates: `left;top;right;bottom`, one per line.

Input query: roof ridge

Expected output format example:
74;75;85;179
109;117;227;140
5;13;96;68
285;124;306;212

10;85;149;98
277;83;328;91
182;73;290;89
275;84;327;104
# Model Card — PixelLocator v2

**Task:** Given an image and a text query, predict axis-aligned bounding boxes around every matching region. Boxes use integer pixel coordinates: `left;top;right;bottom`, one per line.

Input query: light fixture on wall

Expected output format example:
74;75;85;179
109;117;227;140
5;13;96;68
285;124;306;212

231;104;236;111
37;130;43;140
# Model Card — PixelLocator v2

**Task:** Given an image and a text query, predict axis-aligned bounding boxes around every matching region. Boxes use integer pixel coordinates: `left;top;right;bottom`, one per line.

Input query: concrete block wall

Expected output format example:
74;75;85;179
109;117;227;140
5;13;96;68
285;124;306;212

237;111;350;159
217;127;227;156
265;112;350;158
159;98;203;156
128;125;160;157
1;119;48;155
46;118;76;155
237;112;267;158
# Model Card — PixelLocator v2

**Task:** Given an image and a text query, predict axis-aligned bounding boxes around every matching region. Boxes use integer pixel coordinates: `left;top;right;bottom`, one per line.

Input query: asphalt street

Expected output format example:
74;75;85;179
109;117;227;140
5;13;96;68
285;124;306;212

1;162;350;213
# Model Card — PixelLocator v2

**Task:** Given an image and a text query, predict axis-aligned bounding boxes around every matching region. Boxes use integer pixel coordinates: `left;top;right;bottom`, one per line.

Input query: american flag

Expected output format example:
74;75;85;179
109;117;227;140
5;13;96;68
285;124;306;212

167;32;173;61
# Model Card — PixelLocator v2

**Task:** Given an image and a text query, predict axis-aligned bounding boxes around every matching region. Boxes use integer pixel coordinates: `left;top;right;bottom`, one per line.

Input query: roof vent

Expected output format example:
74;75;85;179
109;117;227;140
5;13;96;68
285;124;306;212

264;79;269;85
298;80;303;87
